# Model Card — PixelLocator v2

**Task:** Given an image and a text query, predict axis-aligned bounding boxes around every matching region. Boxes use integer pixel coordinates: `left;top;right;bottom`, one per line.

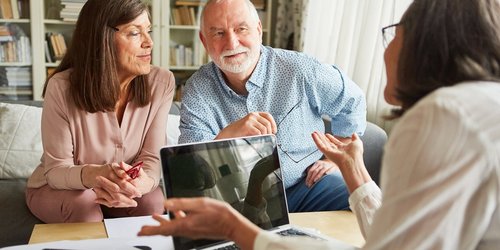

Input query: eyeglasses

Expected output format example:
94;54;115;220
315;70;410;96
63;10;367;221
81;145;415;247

110;26;153;42
275;97;319;164
381;23;400;48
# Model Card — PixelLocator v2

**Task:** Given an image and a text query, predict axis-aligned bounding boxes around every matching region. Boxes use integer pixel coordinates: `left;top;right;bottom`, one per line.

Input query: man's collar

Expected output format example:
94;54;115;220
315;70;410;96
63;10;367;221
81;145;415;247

247;45;267;88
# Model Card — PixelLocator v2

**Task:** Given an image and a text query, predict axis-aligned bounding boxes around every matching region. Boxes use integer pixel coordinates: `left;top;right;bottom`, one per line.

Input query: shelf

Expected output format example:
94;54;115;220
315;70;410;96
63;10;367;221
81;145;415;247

0;86;33;95
44;19;77;25
0;62;32;67
0;19;30;23
169;66;202;71
45;62;59;67
171;25;199;30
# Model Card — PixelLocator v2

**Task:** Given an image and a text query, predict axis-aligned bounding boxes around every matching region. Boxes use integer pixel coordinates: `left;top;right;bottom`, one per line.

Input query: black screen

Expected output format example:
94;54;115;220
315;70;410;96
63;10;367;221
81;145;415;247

160;135;289;250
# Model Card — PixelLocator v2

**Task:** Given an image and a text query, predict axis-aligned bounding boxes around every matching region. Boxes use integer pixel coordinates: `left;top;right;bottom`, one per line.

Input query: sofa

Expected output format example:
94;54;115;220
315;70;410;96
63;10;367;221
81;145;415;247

0;100;386;247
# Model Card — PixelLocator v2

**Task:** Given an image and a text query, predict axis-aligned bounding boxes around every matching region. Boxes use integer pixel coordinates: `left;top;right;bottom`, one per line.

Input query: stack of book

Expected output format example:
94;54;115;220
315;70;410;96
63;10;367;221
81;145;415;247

0;25;12;42
0;24;31;63
4;66;30;87
60;0;87;22
171;6;198;26
44;32;67;63
170;42;208;67
170;44;193;67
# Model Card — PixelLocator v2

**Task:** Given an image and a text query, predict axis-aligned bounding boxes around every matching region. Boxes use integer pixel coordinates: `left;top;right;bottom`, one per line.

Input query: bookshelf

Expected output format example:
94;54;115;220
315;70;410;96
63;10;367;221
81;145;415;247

30;0;81;100
0;0;274;101
0;0;32;101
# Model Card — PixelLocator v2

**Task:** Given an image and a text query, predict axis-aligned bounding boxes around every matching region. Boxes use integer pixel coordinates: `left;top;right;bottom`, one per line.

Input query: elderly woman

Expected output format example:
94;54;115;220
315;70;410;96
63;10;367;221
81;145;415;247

26;0;175;222
138;0;500;249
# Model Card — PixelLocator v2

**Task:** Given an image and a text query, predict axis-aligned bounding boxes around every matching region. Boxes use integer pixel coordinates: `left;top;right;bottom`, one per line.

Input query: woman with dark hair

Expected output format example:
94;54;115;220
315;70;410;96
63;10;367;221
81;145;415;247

139;0;500;249
26;0;175;223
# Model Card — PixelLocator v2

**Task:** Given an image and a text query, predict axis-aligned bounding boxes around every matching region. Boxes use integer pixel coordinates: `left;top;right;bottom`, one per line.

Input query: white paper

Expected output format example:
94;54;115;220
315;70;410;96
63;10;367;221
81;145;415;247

1;238;139;250
104;214;174;250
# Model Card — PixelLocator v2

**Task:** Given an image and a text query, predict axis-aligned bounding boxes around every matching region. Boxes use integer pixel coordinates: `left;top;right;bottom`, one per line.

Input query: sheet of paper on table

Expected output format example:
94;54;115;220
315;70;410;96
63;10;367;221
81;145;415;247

2;238;142;250
104;214;174;250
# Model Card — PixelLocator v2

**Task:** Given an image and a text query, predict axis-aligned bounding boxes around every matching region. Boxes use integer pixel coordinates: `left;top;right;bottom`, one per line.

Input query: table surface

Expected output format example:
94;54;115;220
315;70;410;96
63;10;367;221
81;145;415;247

29;211;364;247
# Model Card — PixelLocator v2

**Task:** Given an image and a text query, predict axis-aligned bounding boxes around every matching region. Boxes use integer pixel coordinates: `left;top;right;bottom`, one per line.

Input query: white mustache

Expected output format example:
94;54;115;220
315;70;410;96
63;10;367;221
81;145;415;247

220;47;249;57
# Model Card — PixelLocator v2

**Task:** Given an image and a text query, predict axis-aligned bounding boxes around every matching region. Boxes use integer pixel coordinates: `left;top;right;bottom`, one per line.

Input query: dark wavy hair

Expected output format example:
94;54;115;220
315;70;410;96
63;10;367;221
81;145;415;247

393;0;500;117
42;0;150;113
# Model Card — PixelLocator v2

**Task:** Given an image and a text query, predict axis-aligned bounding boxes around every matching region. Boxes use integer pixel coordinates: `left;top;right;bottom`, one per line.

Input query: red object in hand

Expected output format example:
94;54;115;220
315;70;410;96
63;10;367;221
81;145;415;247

126;161;143;179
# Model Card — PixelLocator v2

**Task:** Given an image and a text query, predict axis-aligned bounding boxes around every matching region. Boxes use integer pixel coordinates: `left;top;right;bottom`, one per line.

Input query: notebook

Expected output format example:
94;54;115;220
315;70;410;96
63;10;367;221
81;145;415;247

160;135;332;250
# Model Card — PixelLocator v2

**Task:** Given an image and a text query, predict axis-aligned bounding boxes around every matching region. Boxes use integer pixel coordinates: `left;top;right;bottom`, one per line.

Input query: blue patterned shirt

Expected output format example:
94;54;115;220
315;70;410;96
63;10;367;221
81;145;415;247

179;45;366;188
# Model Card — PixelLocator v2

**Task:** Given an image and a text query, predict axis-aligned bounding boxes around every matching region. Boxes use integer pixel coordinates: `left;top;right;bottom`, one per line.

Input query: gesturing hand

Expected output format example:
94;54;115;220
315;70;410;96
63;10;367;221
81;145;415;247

311;132;364;169
312;132;371;193
215;112;277;140
138;198;260;250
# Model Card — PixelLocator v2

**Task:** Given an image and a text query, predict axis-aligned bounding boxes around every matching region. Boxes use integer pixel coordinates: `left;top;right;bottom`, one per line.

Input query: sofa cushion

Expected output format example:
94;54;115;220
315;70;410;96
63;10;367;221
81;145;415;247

167;114;180;146
0;102;42;179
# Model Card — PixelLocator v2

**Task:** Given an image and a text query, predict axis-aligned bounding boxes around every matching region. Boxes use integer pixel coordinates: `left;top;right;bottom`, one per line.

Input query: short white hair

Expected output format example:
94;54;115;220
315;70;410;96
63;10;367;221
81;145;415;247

199;0;260;34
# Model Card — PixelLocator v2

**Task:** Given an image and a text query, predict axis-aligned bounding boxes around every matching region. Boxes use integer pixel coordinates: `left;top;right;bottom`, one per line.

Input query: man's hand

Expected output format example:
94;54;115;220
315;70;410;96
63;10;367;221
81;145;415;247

215;112;277;140
305;159;339;188
138;198;261;250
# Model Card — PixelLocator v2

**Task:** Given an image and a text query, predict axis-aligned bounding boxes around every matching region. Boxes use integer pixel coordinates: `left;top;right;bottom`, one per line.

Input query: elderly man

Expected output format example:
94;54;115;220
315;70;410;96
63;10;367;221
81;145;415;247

178;0;366;212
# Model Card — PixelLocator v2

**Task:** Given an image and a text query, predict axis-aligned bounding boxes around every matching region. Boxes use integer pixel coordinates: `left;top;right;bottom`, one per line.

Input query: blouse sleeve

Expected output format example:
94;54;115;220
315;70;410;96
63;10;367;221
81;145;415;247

136;69;175;190
42;76;86;189
348;181;382;239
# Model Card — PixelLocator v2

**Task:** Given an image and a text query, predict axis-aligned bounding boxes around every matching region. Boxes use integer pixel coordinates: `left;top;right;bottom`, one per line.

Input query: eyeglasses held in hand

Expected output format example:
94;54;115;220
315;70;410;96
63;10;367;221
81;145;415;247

275;97;319;164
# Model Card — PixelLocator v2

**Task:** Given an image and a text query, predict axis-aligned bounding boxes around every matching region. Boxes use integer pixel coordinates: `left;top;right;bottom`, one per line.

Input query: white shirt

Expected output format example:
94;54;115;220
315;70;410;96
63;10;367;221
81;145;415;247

255;81;500;249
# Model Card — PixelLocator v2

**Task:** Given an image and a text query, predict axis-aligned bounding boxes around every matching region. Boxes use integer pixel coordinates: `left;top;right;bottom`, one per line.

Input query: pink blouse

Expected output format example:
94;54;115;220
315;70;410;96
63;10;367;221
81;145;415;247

27;66;175;191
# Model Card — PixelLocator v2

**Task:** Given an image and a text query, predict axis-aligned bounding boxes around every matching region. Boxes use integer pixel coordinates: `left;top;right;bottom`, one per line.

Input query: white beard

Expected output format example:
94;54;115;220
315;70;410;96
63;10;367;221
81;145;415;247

213;47;256;74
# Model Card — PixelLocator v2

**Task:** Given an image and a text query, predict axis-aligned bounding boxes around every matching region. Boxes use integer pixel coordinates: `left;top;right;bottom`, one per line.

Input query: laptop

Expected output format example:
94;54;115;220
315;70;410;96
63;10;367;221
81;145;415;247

159;135;332;250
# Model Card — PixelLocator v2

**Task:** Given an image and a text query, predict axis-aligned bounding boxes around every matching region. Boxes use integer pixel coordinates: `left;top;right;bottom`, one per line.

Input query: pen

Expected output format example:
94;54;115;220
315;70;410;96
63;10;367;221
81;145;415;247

126;161;143;179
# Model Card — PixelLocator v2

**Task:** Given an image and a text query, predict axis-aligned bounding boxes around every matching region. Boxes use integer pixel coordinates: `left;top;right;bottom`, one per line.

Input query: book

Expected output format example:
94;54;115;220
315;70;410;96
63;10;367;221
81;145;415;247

0;0;13;19
44;40;53;63
17;0;30;18
10;0;18;18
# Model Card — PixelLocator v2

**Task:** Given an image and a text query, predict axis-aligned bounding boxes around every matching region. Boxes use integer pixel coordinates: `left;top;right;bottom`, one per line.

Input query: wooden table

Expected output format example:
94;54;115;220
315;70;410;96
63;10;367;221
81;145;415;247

30;211;364;247
29;222;107;244
289;211;364;247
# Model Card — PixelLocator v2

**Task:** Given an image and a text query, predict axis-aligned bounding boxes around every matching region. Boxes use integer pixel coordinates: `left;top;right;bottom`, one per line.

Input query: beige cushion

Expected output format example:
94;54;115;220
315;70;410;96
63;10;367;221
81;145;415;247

0;102;42;179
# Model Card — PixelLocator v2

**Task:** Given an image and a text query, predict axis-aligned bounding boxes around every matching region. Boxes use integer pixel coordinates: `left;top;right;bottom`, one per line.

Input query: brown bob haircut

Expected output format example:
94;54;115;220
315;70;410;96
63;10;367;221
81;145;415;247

42;0;150;113
393;0;500;117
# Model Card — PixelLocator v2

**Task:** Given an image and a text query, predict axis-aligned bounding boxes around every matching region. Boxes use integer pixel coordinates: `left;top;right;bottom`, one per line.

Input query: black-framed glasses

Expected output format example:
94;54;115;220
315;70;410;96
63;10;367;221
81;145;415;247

381;23;400;48
275;97;319;164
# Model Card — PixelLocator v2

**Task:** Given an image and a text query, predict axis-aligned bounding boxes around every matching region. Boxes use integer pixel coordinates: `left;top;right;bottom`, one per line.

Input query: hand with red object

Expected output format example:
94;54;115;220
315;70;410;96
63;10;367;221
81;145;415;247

126;161;143;179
